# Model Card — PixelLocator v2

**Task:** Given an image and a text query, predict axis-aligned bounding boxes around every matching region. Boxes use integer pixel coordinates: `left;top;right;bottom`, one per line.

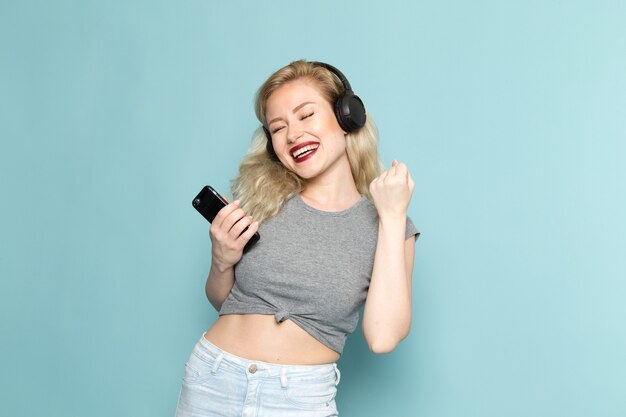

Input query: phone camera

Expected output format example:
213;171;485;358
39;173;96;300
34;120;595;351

192;198;200;206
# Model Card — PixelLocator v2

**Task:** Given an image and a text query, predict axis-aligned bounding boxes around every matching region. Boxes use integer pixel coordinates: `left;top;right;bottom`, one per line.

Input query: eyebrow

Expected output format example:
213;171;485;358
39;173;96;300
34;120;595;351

267;101;314;125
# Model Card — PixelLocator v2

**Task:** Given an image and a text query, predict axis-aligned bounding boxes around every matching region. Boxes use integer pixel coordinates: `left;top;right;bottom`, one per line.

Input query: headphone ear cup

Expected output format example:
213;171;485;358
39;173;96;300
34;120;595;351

334;93;366;132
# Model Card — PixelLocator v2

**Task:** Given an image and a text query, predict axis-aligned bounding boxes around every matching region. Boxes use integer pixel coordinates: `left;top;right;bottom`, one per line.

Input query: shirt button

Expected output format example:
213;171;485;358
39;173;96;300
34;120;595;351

248;364;257;374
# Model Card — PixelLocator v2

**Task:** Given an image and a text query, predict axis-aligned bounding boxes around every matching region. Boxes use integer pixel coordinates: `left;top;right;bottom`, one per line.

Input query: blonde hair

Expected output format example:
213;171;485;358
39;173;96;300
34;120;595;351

231;60;383;223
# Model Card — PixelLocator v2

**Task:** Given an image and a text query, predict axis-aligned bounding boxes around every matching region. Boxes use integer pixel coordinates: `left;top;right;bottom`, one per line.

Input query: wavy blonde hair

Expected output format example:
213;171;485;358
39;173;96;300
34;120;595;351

231;60;383;223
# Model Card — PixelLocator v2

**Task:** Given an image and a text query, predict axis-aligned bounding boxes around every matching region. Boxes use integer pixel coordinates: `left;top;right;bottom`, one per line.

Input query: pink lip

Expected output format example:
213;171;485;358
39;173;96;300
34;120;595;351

290;141;319;163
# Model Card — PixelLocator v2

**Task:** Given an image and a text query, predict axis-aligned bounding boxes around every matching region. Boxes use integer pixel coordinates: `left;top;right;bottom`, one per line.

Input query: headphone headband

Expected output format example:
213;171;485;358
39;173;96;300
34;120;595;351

311;61;353;93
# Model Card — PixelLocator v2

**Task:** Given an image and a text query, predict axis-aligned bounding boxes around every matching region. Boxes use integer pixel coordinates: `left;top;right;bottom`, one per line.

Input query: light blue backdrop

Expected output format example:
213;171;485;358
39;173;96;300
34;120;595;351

1;1;625;416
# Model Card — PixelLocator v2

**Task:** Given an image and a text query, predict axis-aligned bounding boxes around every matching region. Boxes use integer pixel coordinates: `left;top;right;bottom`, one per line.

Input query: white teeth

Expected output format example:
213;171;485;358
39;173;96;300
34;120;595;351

292;144;319;159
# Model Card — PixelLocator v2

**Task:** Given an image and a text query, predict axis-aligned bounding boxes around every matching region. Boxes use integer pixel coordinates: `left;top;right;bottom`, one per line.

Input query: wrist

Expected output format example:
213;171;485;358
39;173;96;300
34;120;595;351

378;213;406;232
377;211;406;224
211;258;234;274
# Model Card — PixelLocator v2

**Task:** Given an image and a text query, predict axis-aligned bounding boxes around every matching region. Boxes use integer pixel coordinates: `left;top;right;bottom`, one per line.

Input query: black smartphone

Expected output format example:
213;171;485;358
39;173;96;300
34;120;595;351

192;185;260;252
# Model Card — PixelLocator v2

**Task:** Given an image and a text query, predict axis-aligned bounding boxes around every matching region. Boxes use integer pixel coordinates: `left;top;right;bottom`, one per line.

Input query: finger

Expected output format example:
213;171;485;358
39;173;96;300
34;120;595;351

369;179;377;195
238;220;259;243
223;207;248;233
370;175;384;194
211;205;237;238
394;162;408;179
383;167;396;181
389;160;398;175
213;200;240;225
406;168;415;190
229;215;254;238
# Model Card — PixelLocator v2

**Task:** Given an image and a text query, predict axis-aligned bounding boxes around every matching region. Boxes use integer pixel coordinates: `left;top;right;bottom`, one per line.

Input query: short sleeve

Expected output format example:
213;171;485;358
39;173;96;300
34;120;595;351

406;216;420;240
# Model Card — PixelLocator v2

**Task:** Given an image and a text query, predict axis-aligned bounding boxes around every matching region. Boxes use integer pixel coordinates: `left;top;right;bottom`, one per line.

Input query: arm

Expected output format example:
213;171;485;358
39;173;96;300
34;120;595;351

204;200;259;311
205;263;235;312
362;161;416;353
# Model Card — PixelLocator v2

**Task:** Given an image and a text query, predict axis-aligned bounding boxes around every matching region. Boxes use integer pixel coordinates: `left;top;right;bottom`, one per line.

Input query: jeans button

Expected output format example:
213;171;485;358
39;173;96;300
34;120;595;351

248;364;257;374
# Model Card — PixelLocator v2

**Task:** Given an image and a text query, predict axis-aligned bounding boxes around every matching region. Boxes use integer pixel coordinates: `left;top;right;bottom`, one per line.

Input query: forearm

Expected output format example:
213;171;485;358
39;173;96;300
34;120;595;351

362;215;412;353
204;199;259;311
205;261;236;311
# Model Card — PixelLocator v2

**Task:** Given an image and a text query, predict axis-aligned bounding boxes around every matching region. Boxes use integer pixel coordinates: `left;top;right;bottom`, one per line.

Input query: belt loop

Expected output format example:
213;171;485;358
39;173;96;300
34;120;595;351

280;367;288;389
211;353;224;375
334;364;341;386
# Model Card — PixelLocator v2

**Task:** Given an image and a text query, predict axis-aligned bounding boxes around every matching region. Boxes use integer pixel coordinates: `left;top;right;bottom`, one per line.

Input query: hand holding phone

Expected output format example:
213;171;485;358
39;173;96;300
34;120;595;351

192;185;260;253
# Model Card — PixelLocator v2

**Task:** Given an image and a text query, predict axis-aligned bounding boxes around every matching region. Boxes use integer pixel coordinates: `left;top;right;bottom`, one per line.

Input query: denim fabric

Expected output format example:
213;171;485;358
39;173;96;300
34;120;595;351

175;334;341;417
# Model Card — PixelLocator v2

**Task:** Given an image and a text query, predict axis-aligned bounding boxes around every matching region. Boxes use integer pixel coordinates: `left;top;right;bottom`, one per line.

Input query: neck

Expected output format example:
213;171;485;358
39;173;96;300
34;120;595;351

300;156;361;211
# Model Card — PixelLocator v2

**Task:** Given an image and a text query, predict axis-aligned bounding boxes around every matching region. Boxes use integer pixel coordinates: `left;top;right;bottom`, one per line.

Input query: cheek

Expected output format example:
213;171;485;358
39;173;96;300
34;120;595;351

272;140;291;165
319;115;339;133
272;136;287;154
333;141;347;157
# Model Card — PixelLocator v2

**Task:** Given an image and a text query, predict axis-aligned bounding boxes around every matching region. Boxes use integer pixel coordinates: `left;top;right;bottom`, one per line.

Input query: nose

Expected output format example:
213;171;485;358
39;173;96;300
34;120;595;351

286;125;303;144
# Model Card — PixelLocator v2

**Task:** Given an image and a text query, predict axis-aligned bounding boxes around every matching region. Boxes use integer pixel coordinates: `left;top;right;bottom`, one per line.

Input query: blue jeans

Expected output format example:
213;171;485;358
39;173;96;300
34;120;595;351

175;334;341;417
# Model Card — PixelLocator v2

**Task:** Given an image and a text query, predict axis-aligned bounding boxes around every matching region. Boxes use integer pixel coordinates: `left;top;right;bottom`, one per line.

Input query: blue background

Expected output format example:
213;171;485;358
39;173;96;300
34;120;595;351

1;1;625;416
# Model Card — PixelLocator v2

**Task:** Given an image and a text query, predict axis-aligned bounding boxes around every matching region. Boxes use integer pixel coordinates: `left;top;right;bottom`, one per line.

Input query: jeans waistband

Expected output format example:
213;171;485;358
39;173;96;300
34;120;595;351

196;333;340;386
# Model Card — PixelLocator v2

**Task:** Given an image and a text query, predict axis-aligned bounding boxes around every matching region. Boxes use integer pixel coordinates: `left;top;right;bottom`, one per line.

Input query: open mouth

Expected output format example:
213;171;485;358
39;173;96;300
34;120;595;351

291;142;319;162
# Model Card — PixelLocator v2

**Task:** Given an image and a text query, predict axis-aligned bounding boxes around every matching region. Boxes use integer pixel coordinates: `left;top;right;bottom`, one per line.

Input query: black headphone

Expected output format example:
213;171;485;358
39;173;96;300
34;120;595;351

263;61;367;159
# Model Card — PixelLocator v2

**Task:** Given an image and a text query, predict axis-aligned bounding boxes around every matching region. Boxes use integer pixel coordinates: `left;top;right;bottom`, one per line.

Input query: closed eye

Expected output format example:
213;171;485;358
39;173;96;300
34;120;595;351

269;110;313;134
271;125;285;134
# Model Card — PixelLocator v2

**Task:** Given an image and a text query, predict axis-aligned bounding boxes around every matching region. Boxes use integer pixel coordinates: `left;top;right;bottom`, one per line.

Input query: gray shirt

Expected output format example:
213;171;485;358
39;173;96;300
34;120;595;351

219;194;419;354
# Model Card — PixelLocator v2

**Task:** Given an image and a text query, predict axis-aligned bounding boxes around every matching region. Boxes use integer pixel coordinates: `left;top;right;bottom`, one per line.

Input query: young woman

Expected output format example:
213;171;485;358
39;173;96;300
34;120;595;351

175;60;419;417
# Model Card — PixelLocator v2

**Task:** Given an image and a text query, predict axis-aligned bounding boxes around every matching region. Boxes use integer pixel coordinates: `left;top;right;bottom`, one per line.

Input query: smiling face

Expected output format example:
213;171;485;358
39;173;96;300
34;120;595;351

265;79;349;181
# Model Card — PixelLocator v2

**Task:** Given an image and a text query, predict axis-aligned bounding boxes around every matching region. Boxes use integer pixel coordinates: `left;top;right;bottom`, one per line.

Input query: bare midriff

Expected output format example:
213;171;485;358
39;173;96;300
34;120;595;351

203;314;340;365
